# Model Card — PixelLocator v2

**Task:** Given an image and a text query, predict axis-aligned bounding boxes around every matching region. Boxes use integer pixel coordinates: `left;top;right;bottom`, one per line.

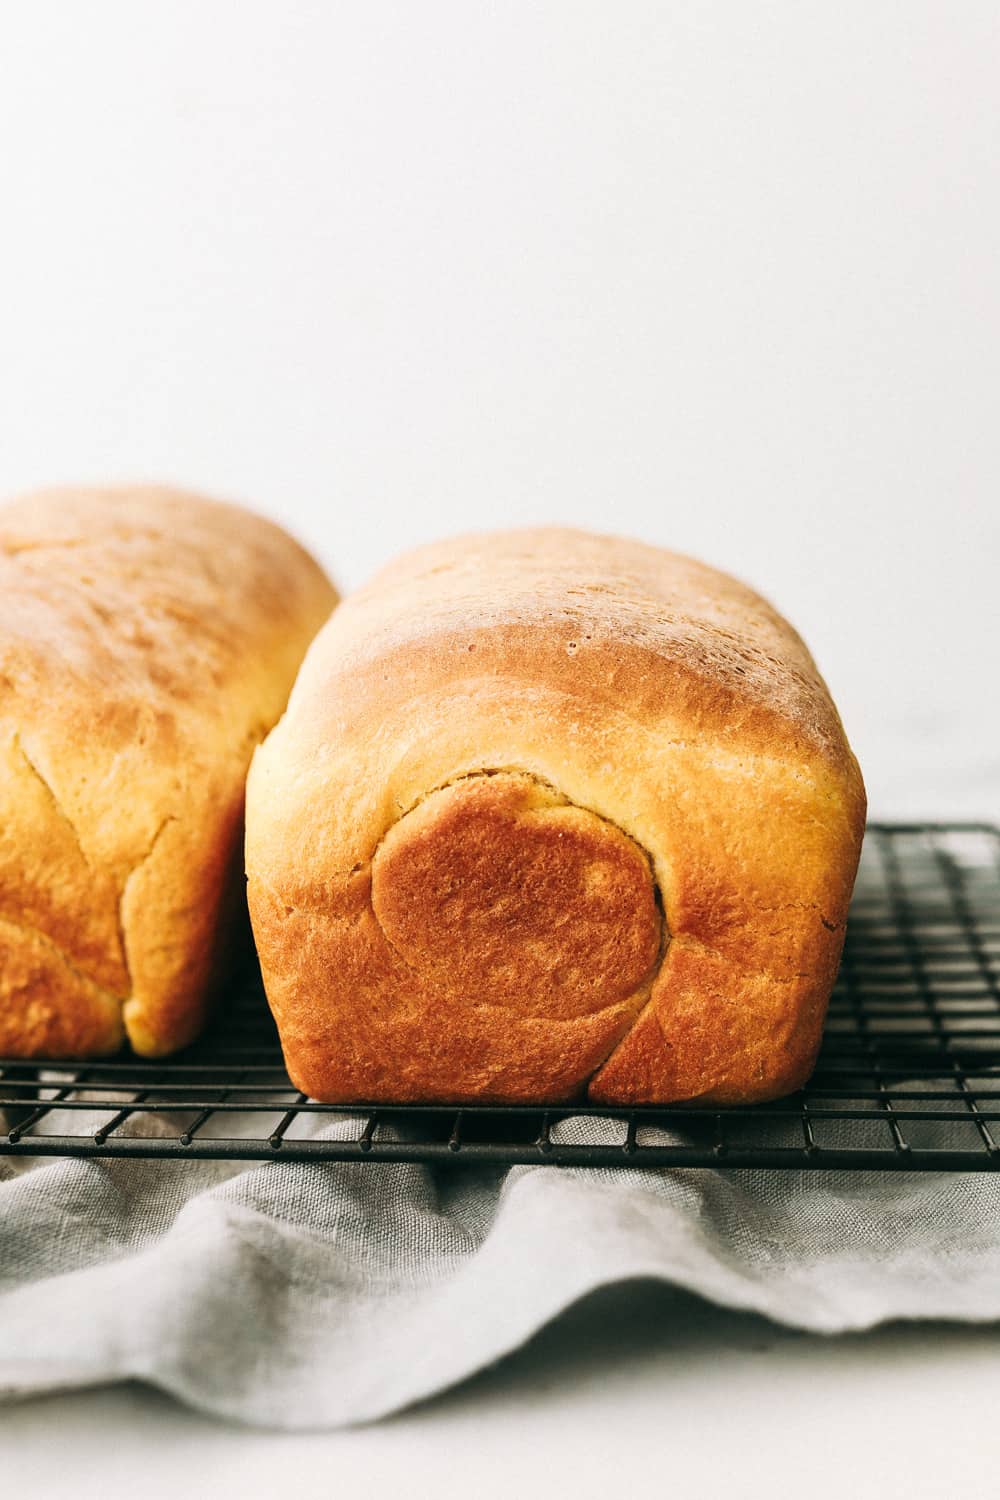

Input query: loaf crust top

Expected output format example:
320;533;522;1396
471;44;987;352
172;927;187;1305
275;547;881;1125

1;485;331;750
280;527;859;779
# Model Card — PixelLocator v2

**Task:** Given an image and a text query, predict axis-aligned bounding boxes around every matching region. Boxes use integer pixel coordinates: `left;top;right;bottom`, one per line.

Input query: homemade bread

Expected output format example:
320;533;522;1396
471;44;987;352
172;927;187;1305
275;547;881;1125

0;485;336;1058
246;528;865;1105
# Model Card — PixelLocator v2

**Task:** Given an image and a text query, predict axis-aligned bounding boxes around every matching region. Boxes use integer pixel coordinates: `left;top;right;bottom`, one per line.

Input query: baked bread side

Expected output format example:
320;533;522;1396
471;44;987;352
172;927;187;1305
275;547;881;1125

246;527;865;1105
0;485;337;1057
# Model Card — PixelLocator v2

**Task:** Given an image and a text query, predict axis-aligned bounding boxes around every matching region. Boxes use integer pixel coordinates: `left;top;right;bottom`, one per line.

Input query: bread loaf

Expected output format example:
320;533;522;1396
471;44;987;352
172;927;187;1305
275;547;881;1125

0;486;336;1058
246;528;865;1105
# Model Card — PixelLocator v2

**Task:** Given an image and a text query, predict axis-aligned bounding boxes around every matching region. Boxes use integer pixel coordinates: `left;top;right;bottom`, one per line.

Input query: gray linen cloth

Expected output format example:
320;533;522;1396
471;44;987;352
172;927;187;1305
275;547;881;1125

2;1107;999;1429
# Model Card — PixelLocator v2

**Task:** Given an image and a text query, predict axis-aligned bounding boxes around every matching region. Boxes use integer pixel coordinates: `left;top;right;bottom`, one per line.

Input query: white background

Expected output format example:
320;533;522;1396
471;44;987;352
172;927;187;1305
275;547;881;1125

1;3;999;1490
1;1;997;818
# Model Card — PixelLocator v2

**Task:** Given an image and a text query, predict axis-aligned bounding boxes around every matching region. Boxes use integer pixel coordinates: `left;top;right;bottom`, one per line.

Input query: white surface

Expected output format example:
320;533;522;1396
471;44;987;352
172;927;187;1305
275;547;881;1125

1;0;998;1481
0;1;998;818
3;1285;1000;1500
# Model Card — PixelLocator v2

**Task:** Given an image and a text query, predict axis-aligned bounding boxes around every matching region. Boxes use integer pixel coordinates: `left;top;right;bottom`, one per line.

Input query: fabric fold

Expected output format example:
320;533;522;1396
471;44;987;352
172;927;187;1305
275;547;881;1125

2;1123;999;1429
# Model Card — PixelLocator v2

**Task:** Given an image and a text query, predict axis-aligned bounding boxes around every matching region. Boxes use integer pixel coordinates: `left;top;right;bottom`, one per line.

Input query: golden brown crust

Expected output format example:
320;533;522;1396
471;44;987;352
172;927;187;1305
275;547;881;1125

0;485;337;1058
246;527;865;1105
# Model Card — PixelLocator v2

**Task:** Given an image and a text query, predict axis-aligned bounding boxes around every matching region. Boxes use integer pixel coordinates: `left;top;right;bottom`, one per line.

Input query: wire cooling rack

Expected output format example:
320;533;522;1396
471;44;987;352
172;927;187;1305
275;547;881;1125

1;822;999;1172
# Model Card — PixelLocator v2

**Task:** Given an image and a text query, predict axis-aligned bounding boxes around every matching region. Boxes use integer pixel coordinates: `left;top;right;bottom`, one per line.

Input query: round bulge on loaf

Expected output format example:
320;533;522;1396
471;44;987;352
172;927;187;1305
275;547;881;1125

0;486;337;1059
246;527;866;1106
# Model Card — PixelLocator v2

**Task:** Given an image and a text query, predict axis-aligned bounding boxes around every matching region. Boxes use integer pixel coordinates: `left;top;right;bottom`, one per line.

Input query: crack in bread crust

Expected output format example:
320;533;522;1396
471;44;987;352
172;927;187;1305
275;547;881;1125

13;737;181;1036
0;911;119;1002
115;813;178;1002
14;735;93;872
0;911;124;1055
